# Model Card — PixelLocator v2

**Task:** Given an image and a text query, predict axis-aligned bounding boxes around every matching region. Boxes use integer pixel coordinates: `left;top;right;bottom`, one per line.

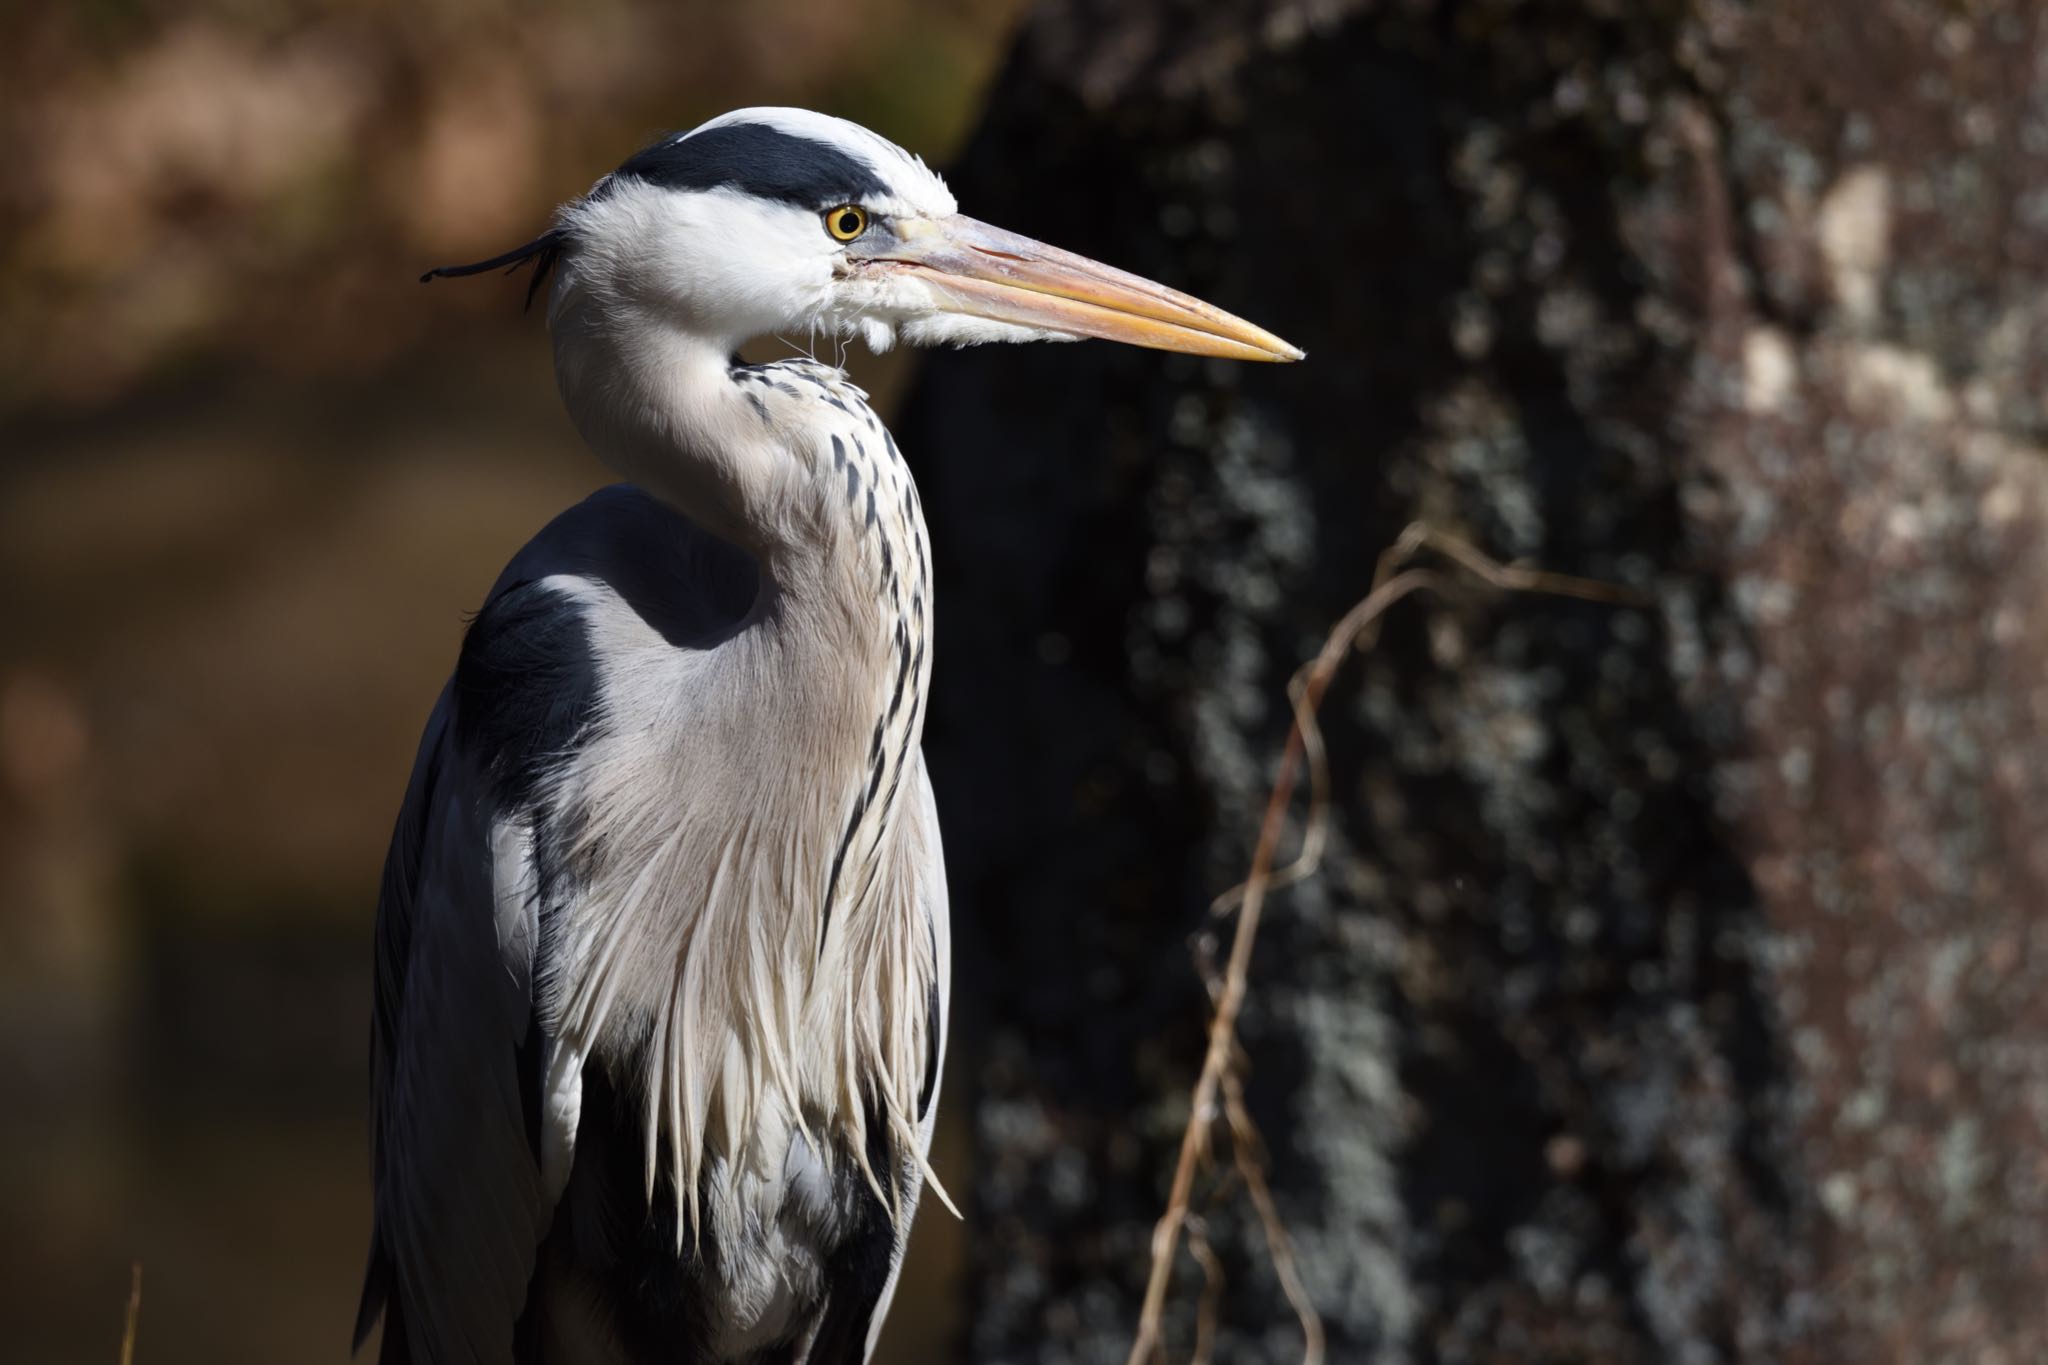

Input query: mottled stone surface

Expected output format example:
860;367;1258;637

899;1;2048;1362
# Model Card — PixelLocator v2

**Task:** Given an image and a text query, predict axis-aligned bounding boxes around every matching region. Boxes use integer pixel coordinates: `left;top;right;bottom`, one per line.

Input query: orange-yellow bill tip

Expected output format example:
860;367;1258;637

878;214;1304;364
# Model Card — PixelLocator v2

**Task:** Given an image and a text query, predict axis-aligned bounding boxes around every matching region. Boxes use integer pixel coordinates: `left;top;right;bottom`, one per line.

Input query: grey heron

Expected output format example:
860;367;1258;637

355;106;1301;1365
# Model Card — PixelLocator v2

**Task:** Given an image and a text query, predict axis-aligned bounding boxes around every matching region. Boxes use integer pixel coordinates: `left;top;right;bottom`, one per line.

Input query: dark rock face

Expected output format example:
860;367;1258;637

898;2;2048;1362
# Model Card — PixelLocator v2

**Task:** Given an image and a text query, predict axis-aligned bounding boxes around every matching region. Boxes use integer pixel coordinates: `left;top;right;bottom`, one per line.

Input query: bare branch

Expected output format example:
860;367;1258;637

1224;1069;1325;1365
119;1263;141;1365
1126;524;1627;1365
1186;1216;1225;1365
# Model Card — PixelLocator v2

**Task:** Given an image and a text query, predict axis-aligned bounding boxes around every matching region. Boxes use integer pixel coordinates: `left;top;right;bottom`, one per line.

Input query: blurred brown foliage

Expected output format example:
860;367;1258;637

1;0;1022;404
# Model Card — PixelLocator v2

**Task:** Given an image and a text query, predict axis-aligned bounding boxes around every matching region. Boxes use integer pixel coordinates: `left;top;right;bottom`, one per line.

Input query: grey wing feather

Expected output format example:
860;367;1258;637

356;487;749;1363
356;685;550;1364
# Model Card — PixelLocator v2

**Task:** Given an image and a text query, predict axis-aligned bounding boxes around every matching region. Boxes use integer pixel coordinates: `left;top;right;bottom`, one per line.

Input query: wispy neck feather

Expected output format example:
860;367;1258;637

540;300;946;1251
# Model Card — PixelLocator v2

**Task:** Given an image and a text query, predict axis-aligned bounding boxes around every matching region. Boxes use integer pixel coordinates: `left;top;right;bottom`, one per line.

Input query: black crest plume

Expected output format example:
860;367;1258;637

419;228;566;311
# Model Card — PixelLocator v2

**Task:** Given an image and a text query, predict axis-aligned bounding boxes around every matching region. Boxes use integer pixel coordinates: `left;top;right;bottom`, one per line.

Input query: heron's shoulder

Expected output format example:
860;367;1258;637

488;484;761;651
452;573;600;812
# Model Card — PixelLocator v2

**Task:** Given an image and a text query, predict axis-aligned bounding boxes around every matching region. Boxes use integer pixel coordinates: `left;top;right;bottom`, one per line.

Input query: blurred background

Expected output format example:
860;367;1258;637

10;1;2048;1363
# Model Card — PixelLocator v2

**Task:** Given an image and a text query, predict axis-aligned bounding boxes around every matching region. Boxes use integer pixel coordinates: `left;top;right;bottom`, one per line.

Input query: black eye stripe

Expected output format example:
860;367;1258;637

601;122;891;209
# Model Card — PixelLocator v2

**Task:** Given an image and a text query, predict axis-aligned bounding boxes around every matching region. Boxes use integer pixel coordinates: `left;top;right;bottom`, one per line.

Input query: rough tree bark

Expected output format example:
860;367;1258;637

899;2;2048;1363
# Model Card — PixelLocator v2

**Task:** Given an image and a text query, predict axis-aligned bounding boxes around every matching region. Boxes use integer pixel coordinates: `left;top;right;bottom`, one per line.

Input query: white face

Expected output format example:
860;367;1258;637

549;107;1302;364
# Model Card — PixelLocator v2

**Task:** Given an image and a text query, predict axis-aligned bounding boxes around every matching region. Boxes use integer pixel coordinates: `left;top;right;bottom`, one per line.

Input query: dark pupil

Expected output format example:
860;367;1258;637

836;210;859;235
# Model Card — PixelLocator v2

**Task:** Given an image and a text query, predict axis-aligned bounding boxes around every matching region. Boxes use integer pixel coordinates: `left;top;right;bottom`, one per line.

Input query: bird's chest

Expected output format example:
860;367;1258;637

538;1061;889;1363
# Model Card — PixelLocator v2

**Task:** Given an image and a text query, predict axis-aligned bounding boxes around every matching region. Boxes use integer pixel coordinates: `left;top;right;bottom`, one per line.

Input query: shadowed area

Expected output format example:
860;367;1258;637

900;1;2048;1361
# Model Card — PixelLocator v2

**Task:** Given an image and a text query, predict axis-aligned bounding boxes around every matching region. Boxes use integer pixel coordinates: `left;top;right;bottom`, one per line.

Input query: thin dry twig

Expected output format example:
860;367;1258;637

1184;1217;1226;1365
1126;524;1630;1365
119;1262;141;1365
1222;1068;1325;1365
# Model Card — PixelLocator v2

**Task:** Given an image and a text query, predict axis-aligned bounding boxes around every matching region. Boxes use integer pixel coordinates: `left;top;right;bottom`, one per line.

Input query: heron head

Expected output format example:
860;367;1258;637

424;107;1302;364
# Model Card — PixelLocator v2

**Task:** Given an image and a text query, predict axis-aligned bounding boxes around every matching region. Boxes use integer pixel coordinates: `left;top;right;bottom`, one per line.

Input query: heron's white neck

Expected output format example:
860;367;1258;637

546;276;942;1233
552;289;789;547
551;262;934;894
548;281;928;662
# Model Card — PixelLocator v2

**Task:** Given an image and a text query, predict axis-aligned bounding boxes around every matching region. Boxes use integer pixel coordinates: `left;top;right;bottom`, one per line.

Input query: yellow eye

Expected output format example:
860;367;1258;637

825;205;868;242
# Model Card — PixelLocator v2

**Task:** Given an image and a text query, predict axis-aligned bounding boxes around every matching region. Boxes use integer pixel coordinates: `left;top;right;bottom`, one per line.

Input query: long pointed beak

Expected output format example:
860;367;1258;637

869;214;1304;363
